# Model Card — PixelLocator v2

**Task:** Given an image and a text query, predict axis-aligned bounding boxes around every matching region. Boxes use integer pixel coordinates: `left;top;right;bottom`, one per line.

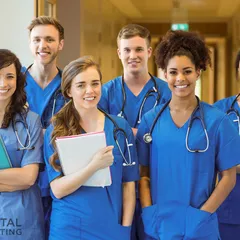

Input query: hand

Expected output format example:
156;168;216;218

90;146;114;171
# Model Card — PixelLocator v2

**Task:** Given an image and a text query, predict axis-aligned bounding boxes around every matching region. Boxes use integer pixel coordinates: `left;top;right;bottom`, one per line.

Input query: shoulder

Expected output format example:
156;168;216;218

102;76;122;90
154;76;168;87
107;114;131;130
21;66;27;73
213;96;235;112
142;103;167;126
201;101;229;130
25;110;41;127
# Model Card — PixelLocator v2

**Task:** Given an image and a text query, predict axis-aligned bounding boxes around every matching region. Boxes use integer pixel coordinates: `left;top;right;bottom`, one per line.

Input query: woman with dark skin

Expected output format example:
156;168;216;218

136;31;240;240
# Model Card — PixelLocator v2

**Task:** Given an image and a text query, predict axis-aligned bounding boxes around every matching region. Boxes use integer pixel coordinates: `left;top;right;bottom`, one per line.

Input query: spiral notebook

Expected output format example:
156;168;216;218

55;131;112;187
0;135;12;169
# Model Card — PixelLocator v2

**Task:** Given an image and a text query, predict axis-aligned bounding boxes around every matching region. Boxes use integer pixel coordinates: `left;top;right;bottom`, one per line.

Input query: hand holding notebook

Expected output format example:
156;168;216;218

55;131;112;187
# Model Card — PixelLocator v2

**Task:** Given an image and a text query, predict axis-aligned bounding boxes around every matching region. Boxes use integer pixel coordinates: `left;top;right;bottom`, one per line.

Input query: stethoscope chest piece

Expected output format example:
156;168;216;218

143;133;152;143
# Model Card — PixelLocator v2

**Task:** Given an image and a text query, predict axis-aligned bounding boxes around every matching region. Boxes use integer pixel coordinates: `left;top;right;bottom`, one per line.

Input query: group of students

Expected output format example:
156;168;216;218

0;15;239;240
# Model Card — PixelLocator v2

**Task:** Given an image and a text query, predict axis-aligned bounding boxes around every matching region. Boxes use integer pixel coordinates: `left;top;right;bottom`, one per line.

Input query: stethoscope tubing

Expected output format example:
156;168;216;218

143;96;209;153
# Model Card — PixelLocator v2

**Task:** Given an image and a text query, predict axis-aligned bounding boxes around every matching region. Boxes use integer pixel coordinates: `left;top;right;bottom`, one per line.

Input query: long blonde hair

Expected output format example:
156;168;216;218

50;56;102;171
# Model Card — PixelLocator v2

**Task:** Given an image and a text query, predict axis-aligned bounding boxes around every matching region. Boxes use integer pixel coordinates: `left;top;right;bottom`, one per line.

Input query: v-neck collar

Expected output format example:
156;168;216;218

123;76;153;100
26;71;61;93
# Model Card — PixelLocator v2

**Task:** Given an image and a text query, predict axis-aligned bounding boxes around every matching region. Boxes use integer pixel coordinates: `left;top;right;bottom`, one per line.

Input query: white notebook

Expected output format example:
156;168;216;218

55;131;112;187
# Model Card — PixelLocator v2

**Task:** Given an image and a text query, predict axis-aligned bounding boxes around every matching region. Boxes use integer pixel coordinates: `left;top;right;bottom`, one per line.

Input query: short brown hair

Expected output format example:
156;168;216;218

117;24;151;47
28;16;64;40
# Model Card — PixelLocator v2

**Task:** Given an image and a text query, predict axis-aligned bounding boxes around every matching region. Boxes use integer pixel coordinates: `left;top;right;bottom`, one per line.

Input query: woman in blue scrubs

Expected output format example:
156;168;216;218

136;30;240;240
0;49;44;239
213;50;240;240
44;56;139;240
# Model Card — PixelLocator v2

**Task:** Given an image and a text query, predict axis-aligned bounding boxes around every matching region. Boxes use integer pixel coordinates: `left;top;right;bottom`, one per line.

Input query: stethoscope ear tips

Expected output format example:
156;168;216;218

143;133;152;143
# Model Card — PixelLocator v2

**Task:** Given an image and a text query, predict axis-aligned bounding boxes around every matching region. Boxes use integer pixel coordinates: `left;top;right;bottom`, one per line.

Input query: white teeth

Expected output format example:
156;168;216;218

175;85;188;89
84;97;95;101
0;90;8;93
38;52;49;56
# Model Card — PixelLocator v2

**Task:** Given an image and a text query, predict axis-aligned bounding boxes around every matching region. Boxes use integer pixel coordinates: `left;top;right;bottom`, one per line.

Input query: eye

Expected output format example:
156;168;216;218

92;82;100;87
169;71;177;75
136;48;143;52
185;70;192;74
47;38;54;43
124;49;130;53
77;84;84;88
6;75;14;79
33;38;40;43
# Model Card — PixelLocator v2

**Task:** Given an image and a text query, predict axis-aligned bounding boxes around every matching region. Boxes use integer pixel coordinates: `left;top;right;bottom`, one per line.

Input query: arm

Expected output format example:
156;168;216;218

237;164;240;174
0;164;39;187
139;165;152;208
201;167;236;213
50;146;114;199
122;181;136;226
0;184;30;192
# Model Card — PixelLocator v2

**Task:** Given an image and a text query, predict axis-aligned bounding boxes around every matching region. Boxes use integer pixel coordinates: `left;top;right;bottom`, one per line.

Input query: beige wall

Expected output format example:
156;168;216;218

228;7;240;96
0;0;35;67
79;0;127;83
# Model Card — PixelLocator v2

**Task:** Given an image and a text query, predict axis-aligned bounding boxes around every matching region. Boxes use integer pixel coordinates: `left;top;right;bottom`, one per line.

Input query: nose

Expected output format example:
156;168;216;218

129;50;137;59
0;76;7;87
85;84;94;93
39;39;47;49
176;73;186;82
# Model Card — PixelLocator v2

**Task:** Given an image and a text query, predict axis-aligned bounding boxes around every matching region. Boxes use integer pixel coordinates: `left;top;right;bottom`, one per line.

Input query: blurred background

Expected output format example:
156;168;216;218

1;0;240;103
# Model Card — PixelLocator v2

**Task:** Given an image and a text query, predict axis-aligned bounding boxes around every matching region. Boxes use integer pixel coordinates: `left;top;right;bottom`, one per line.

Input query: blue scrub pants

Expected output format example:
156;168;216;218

42;196;52;240
131;199;155;240
219;222;240;240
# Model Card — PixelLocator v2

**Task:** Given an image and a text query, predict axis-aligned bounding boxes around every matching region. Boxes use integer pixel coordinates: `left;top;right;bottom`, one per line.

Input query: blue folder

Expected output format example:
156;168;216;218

0;135;12;169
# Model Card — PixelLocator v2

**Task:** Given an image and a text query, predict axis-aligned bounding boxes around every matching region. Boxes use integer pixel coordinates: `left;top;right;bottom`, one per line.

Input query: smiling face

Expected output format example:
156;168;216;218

29;24;64;66
67;67;101;112
117;36;152;75
165;55;200;99
0;64;17;107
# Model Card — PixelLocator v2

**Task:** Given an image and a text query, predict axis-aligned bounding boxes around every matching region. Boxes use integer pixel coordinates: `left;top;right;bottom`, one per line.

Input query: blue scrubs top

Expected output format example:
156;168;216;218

23;67;65;197
0;111;44;240
214;95;240;225
98;76;171;128
44;115;140;240
136;102;240;240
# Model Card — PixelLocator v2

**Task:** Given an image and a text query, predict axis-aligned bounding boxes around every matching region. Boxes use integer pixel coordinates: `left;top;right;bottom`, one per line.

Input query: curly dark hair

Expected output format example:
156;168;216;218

235;50;240;80
0;49;27;128
155;30;211;71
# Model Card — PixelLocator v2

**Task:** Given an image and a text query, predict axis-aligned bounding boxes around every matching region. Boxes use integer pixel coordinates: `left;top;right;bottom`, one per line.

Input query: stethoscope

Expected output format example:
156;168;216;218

227;93;240;135
12;113;35;151
143;96;209;153
117;73;161;125
24;64;63;117
99;109;136;166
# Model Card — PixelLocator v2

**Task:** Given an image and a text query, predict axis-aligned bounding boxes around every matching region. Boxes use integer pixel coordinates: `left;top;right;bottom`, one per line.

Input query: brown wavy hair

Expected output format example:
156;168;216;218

155;30;211;71
50;56;102;171
0;49;27;128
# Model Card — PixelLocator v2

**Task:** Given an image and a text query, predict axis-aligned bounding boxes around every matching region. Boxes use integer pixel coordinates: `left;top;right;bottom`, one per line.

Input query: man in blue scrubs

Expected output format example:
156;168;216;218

99;24;171;136
213;50;240;240
99;24;171;240
22;16;65;237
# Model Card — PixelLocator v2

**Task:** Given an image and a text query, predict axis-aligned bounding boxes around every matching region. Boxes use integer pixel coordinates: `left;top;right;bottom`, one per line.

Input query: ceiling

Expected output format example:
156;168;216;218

109;0;240;22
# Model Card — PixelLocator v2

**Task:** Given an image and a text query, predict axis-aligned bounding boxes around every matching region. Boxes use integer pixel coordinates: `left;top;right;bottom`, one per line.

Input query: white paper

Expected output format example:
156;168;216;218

55;131;112;187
